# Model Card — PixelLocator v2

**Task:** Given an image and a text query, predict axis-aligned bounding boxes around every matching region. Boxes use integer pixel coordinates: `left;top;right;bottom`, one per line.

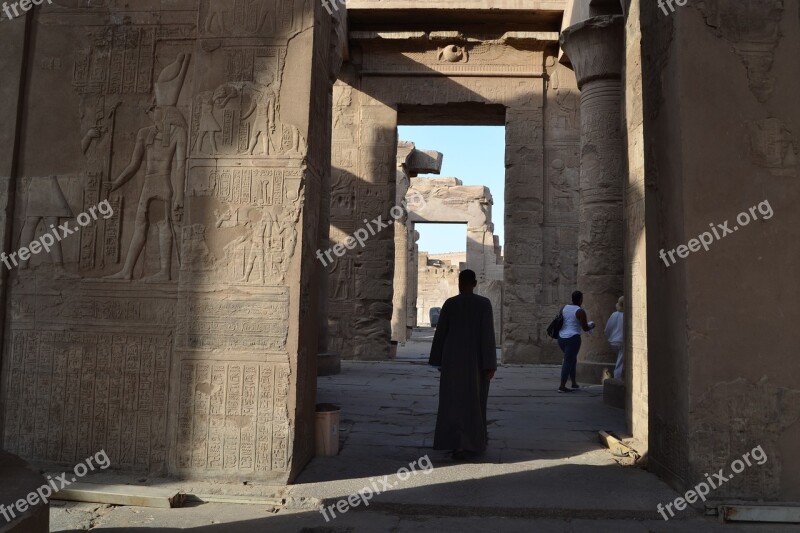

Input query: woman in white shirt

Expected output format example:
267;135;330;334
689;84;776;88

605;296;624;379
557;291;595;393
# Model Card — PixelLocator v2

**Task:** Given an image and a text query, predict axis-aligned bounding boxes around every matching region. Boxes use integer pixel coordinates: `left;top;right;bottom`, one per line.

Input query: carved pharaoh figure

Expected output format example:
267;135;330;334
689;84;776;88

242;72;278;155
192;91;221;155
240;208;275;284
106;53;191;282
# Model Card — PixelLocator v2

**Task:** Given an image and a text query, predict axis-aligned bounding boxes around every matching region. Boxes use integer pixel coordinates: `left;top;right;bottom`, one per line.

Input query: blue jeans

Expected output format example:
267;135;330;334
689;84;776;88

558;335;581;384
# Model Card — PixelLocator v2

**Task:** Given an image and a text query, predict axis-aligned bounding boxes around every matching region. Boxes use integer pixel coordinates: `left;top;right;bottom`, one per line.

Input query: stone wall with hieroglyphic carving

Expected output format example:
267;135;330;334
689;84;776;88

0;0;331;483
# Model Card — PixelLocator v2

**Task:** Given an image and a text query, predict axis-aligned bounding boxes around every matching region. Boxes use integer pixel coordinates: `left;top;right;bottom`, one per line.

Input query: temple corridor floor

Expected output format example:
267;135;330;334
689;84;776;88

53;355;798;531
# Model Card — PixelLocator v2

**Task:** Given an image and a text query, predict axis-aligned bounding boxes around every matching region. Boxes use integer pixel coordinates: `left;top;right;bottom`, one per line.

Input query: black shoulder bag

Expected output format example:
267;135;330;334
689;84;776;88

546;307;564;340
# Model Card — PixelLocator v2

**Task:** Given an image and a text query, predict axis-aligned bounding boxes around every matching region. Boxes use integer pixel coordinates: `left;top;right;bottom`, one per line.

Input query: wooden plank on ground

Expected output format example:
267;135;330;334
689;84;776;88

51;483;185;508
598;431;641;460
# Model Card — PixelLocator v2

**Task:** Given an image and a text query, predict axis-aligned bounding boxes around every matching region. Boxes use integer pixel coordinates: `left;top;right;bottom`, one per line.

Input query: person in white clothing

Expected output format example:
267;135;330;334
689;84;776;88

605;296;624;379
557;291;595;393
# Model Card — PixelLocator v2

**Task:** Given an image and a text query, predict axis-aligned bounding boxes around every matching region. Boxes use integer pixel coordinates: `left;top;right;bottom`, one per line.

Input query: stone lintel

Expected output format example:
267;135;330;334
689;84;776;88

407;150;444;176
559;15;624;89
350;30;560;47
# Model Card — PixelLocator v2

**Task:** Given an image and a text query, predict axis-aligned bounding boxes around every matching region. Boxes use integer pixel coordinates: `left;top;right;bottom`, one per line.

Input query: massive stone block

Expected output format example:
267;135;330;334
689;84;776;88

328;73;398;360
636;0;800;501
622;0;648;451
0;0;333;484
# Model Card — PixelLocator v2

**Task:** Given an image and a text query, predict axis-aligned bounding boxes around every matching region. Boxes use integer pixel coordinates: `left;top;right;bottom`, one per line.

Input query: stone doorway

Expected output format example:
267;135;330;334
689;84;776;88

328;31;585;367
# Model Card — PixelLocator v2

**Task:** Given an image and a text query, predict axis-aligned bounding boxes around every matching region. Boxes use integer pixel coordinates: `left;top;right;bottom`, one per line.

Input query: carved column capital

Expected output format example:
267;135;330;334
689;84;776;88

560;15;624;90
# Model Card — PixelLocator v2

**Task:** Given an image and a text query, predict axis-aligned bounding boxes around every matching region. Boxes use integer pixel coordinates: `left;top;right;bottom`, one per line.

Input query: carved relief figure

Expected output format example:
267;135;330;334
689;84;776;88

273;200;301;283
192;91;222;155
183;224;215;271
550;158;578;212
549;66;579;131
107;54;191;282
438;45;469;63
240;208;274;283
242;72;277;155
329;258;352;300
18;176;76;278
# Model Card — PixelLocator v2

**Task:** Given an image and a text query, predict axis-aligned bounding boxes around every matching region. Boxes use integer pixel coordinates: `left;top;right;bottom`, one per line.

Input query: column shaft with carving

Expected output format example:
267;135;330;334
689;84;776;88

561;15;625;382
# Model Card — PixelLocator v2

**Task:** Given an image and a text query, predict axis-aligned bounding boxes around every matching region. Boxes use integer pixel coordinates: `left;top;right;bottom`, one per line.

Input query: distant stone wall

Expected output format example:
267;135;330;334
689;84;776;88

416;253;460;327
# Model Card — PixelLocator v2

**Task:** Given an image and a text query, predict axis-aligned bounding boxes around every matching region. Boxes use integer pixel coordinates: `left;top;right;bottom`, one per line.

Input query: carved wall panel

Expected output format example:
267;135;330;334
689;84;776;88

2;0;325;484
328;76;398;360
176;360;290;473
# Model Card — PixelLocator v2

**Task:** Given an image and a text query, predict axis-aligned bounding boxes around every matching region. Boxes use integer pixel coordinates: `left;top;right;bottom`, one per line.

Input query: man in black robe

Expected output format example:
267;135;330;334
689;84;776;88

429;269;497;460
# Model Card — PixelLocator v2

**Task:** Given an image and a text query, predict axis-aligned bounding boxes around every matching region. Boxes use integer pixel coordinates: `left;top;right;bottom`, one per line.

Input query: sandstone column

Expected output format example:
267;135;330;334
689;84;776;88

560;15;625;383
391;195;409;346
329;76;397;360
503;103;546;364
391;144;415;347
408;228;420;330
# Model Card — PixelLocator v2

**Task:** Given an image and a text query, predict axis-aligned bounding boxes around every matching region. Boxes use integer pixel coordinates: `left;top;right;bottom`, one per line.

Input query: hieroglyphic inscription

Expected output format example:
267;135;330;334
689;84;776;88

102;196;123;265
177;287;290;353
79;172;102;270
190;166;303;205
177;361;291;473
3;332;170;472
73;27;157;95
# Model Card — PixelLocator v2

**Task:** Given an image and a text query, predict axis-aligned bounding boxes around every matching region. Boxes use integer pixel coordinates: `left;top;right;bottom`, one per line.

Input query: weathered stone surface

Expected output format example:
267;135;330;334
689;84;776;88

1;0;332;484
404;177;504;344
328;73;398;360
391;142;443;345
622;0;649;455
5;0;796;509
631;0;800;501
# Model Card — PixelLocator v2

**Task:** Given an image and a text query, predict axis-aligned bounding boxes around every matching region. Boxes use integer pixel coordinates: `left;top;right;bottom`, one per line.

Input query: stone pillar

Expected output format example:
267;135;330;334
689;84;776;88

329;76;397;360
317;12;347;377
561;15;625;383
639;0;800;500
0;16;28;364
622;0;648;447
391;166;409;346
0;0;329;485
391;144;414;346
503;103;546;364
391;207;409;344
408;228;419;332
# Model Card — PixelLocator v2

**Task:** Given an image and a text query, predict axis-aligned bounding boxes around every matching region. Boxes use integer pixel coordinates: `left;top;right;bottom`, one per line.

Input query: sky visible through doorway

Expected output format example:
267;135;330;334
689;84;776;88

397;126;505;255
